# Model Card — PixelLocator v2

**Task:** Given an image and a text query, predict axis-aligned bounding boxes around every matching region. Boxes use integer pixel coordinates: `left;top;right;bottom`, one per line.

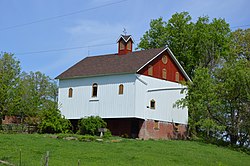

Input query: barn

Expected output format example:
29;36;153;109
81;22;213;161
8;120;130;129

56;35;191;139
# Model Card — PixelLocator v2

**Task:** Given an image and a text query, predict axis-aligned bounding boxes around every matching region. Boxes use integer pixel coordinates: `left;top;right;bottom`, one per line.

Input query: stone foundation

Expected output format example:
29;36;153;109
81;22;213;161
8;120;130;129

138;119;187;140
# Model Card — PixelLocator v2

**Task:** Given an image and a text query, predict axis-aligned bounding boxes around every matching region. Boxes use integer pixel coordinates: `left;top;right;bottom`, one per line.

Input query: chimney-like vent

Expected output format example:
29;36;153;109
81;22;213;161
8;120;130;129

117;35;134;55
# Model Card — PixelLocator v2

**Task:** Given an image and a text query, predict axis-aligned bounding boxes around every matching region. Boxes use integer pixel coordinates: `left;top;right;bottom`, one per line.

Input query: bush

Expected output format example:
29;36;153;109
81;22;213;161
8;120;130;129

103;129;112;138
78;116;106;135
38;108;72;134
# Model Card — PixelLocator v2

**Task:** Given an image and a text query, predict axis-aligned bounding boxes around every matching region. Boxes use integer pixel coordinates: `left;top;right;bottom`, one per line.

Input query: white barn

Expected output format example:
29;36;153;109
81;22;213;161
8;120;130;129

56;35;191;139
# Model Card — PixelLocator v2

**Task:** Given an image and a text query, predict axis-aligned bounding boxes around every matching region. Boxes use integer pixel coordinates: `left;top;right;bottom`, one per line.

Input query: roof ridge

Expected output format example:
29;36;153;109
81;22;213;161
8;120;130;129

86;47;164;58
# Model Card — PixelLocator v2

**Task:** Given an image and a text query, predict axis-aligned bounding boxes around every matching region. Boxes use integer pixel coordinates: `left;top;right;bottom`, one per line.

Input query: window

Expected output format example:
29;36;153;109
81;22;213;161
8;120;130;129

174;123;179;132
119;84;124;95
92;83;98;97
127;41;132;50
154;120;159;130
150;99;156;109
119;41;125;50
162;68;167;79
68;88;73;98
175;72;180;82
148;65;153;76
162;55;168;64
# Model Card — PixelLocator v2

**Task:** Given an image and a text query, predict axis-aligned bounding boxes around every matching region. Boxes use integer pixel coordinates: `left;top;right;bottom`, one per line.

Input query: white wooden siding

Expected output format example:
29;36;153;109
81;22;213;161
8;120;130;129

134;74;188;124
58;74;136;119
58;73;188;125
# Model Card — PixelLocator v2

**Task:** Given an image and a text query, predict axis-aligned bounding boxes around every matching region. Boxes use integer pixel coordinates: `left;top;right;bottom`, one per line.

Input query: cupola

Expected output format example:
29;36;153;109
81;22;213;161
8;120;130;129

117;35;134;55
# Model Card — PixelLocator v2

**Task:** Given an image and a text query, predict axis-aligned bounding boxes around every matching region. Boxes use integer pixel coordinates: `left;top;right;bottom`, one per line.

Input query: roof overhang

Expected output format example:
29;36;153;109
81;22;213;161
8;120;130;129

116;35;135;43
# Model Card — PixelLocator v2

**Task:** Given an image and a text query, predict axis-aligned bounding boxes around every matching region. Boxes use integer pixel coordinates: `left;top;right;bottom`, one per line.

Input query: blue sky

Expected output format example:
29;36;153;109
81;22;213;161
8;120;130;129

1;0;249;78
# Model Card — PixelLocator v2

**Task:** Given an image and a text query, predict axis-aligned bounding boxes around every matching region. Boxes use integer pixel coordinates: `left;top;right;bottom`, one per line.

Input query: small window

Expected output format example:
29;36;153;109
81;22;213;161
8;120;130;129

148;65;153;76
175;72;180;82
68;88;73;98
150;99;155;109
119;84;124;95
92;83;98;97
154;120;159;130
162;55;168;64
162;68;167;79
119;41;125;50
174;123;179;132
127;41;132;50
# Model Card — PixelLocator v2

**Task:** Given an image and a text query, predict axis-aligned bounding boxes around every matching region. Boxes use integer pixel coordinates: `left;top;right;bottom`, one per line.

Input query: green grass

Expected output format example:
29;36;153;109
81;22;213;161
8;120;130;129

0;134;249;166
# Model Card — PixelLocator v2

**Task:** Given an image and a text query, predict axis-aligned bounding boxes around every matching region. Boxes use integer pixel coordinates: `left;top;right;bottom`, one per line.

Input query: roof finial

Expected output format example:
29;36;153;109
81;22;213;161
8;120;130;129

123;28;127;35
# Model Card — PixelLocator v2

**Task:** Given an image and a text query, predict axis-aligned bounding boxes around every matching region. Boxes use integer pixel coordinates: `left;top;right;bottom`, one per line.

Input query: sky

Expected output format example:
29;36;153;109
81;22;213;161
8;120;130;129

1;0;250;78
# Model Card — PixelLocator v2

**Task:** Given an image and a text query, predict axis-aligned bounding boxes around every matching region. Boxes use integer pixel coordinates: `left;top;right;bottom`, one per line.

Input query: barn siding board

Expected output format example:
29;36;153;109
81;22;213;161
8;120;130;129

58;74;136;119
58;73;188;125
135;75;188;124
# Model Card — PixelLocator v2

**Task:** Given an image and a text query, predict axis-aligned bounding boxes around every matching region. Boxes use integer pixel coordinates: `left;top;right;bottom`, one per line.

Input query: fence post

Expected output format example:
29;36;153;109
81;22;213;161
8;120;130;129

45;151;49;166
19;149;22;166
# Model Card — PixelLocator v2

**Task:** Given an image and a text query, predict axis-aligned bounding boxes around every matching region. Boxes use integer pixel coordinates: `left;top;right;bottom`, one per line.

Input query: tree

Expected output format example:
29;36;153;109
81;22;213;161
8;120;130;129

17;71;58;122
138;12;231;77
230;28;250;60
0;53;21;118
177;59;250;146
176;68;225;139
214;59;250;146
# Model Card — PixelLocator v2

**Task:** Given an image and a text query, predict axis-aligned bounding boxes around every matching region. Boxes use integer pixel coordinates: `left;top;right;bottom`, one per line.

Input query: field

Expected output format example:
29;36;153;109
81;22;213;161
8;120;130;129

0;134;249;166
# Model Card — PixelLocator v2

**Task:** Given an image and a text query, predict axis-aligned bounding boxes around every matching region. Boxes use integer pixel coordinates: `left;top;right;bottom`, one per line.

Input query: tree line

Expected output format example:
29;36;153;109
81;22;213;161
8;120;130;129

0;53;71;133
138;12;250;148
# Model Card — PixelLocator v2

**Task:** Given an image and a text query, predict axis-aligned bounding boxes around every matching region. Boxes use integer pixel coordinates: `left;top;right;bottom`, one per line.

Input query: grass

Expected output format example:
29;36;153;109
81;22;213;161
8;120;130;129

0;134;249;166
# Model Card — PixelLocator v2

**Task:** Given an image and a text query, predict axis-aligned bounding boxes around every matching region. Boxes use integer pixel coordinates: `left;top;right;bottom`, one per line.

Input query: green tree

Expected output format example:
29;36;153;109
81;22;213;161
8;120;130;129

214;59;250;146
0;53;21;118
177;68;225;139
231;28;250;60
138;12;231;77
178;60;250;146
18;71;58;119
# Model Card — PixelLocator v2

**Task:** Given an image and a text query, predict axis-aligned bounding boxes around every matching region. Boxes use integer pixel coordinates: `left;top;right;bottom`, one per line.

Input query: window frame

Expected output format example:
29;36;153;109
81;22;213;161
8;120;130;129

148;65;153;76
118;84;124;95
162;55;168;64
162;68;167;79
127;40;132;50
154;120;159;130
92;83;98;97
150;99;156;109
68;88;73;98
119;41;125;50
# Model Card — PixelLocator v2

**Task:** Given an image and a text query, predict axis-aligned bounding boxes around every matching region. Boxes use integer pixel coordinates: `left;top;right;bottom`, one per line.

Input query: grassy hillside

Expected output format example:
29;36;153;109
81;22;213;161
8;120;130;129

0;134;249;166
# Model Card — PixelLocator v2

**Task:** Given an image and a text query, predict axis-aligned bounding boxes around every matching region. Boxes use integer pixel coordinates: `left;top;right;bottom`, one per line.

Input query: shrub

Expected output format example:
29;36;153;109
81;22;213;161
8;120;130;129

38;108;72;134
78;116;106;135
103;129;112;138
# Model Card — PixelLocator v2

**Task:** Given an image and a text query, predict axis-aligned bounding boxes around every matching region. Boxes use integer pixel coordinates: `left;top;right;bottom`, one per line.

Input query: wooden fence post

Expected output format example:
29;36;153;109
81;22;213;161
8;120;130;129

44;151;49;166
19;149;22;166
